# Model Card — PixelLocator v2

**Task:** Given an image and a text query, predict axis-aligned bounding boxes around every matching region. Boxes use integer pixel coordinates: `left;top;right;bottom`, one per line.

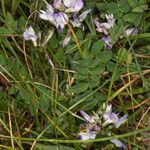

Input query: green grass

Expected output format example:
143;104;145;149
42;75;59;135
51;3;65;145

0;0;150;149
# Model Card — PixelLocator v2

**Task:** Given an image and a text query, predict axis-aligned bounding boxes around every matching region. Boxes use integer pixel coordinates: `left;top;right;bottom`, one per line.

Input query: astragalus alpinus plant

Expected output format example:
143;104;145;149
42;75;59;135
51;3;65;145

0;0;150;149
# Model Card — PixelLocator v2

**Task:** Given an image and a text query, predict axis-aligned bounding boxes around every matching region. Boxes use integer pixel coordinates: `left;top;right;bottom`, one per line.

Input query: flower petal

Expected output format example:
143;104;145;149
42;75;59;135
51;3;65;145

79;9;91;22
80;110;95;124
63;0;83;12
115;114;128;128
111;139;126;149
78;130;96;140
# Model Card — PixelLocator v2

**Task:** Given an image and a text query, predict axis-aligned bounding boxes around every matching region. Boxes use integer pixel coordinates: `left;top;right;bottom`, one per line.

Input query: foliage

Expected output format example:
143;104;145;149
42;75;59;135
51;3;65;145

0;0;150;149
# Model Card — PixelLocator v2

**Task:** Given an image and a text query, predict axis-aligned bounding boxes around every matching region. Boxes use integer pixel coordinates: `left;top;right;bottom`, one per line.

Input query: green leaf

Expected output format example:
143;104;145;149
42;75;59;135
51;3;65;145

132;5;148;12
75;74;87;81
107;2;120;15
81;98;98;110
39;94;50;112
123;13;141;25
100;50;112;64
6;12;17;30
89;57;101;68
76;29;83;41
69;83;88;93
76;65;89;75
113;67;126;81
117;48;128;63
0;27;14;35
127;0;138;8
89;65;105;75
18;16;26;32
126;52;132;66
91;40;104;55
107;61;116;72
87;76;100;88
96;2;108;11
119;0;130;13
139;0;147;4
81;38;92;51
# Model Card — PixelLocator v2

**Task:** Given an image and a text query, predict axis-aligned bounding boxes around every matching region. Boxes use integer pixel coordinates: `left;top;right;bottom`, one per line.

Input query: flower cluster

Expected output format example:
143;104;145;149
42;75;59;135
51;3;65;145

77;103;128;149
95;14;139;50
94;14;115;50
39;0;91;31
23;0;91;47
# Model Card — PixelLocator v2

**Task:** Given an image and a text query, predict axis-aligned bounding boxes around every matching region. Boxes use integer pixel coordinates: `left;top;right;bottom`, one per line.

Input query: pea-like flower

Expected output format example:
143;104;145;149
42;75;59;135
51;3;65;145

94;14;115;35
39;4;54;21
53;12;68;32
101;36;113;50
77;130;96;140
39;4;68;32
111;139;126;149
125;28;138;36
23;26;38;47
102;104;128;128
105;14;115;27
53;0;64;10
71;9;91;28
64;0;84;12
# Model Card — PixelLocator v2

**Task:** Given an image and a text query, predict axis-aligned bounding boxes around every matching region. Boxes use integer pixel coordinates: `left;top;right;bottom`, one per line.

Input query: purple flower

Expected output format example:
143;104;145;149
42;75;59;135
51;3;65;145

80;110;101;132
105;14;115;27
111;139;126;149
71;9;91;27
125;28;138;36
53;0;63;10
53;12;68;31
115;114;128;128
94;14;115;35
39;4;68;31
79;9;91;22
39;4;54;21
102;104;127;128
101;36;113;50
80;110;95;124
94;20;111;35
77;130;96;140
63;0;84;12
23;26;38;46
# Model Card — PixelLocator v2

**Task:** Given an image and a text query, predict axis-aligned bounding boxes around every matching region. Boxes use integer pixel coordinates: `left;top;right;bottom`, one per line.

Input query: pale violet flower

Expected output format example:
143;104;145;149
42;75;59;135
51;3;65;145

23;26;38;46
80;110;101;131
64;0;84;12
53;0;64;10
115;114;128;128
111;139;126;149
105;14;115;27
39;5;68;32
94;14;115;35
80;110;96;124
102;104;127;128
94;20;111;35
79;9;91;22
78;130;96;140
101;36;113;50
53;12;68;31
71;9;91;27
125;28;138;36
39;4;54;21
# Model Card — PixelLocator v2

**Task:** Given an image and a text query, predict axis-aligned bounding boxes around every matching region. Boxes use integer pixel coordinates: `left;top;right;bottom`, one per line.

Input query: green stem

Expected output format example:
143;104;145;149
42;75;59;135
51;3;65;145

0;127;150;143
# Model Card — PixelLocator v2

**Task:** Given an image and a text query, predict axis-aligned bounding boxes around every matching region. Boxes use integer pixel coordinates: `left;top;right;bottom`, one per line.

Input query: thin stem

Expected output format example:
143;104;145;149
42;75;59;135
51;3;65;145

67;23;83;58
